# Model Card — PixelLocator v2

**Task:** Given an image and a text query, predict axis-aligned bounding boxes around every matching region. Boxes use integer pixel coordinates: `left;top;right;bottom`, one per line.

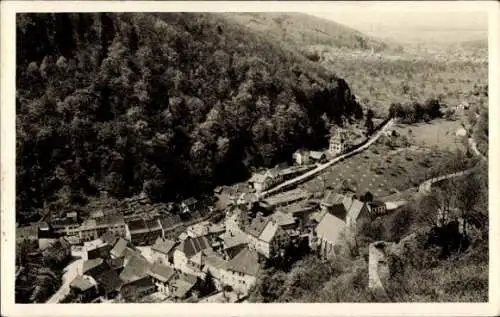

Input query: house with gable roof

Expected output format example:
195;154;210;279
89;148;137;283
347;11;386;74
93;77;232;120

173;236;211;277
147;262;176;295
320;191;369;230
151;237;177;266
244;215;287;258
219;247;261;295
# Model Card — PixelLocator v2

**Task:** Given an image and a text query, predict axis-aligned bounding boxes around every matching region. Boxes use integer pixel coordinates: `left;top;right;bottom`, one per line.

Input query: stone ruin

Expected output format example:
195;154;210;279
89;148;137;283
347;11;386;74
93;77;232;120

368;233;417;299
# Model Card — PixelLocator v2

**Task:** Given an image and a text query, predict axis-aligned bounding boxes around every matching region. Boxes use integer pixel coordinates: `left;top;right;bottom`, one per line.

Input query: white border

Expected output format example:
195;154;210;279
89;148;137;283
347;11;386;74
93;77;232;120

1;1;499;317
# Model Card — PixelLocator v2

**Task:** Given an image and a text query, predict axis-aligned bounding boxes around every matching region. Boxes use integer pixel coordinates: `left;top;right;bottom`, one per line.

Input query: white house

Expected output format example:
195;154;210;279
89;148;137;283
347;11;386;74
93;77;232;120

219;247;261;295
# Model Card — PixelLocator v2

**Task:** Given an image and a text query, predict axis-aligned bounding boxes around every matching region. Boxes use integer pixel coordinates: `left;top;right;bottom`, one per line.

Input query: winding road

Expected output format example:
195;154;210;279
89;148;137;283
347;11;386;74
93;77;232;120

259;119;395;199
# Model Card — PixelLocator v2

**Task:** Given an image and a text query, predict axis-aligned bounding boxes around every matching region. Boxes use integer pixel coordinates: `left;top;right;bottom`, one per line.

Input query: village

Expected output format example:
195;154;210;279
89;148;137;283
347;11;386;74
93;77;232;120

16;118;414;304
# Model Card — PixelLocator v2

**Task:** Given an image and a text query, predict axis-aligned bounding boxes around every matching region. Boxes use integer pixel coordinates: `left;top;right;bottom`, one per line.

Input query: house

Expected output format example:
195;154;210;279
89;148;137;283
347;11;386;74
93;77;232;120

367;201;387;217
248;173;267;193
110;238;129;259
82;238;112;261
328;131;348;155
148;262;176;295
119;253;152;299
173;236;211;277
50;217;81;237
201;249;229;290
120;275;156;302
244;216;287;258
222;231;249;260
270;210;297;231
41;237;72;267
292;150;310;166
315;212;347;260
186;221;210;238
181;197;199;214
100;231;119;247
127;217;163;246
38;222;58;250
69;275;99;302
151;237;177;266
309;151;327;163
83;258;123;299
220;247;260;295
78;214;127;242
159;213;183;240
170;273;198;300
320;192;369;230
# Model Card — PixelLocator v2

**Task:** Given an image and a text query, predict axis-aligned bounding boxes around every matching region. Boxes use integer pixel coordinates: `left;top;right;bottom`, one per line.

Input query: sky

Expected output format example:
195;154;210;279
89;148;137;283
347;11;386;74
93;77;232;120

305;4;488;44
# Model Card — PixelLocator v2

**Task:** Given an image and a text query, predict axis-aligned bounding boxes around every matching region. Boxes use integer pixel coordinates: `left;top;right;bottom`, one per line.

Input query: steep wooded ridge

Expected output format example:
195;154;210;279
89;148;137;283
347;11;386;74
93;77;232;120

222;13;404;56
16;13;364;222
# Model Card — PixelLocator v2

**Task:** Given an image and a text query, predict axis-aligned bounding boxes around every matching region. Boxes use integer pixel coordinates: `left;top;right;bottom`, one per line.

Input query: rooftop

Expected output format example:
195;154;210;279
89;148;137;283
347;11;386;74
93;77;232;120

225;247;260;277
171;275;197;298
151;237;177;255
177;236;211;258
110;238;128;259
70;275;97;292
270;210;296;227
119;254;151;284
148;263;175;283
245;216;270;238
315;213;347;246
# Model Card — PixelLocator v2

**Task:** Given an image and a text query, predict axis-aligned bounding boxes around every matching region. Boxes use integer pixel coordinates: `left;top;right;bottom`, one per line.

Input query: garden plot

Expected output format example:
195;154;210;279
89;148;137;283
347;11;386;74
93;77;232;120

301;144;456;199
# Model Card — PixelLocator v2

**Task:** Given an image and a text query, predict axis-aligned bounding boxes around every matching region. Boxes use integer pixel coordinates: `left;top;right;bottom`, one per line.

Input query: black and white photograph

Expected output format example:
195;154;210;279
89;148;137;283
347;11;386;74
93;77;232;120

1;0;498;315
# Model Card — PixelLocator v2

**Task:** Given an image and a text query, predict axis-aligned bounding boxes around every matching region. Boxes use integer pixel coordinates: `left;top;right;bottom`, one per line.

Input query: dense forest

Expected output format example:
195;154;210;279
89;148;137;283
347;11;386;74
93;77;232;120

16;13;364;223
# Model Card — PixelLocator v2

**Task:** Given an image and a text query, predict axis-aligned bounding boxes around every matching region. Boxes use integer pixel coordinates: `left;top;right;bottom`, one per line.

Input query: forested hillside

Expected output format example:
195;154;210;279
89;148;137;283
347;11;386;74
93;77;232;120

16;13;363;222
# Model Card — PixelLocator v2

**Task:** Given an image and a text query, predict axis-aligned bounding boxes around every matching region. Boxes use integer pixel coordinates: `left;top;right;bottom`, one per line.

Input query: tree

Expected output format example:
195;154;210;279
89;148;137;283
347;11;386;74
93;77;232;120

365;109;375;135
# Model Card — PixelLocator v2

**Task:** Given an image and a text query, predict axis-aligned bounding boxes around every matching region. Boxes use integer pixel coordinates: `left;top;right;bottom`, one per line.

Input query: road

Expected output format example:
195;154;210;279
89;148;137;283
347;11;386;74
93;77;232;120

46;258;83;303
259;118;395;198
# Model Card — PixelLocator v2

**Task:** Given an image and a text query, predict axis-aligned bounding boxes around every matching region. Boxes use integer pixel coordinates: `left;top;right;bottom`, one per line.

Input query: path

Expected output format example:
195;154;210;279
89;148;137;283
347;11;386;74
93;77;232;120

46;258;83;303
259;118;395;198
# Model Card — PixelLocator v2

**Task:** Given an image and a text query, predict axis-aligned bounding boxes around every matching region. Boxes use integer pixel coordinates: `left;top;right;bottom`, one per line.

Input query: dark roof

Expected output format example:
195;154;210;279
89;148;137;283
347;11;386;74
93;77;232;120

144;218;162;230
95;214;125;227
225;247;260;276
177;236;211;258
126;218;148;232
110;238;128;258
151;237;177;255
245;216;270;238
97;267;123;294
159;214;182;230
148;263;175;283
119;254;151;284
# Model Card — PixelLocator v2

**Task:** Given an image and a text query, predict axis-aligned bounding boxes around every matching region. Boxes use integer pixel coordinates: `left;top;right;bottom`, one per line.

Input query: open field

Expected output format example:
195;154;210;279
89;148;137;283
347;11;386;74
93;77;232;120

300;139;460;200
393;119;468;151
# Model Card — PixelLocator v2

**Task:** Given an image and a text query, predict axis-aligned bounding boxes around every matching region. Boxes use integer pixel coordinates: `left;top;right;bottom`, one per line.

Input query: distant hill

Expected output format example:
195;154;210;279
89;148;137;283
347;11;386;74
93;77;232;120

221;13;404;56
16;12;364;222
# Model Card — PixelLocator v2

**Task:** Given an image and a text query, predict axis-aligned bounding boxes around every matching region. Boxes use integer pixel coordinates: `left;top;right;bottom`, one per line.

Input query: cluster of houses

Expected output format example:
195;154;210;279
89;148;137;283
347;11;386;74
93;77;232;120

17;144;396;304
